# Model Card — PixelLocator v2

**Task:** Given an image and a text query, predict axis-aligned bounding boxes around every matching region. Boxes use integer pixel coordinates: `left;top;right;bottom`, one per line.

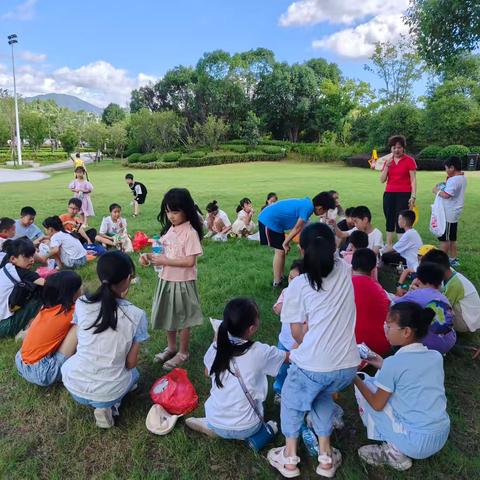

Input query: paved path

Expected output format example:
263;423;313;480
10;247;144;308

0;153;94;183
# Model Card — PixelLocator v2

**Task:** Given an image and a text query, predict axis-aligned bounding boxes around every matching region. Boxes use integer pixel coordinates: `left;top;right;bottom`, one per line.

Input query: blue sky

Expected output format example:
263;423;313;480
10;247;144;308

0;0;425;107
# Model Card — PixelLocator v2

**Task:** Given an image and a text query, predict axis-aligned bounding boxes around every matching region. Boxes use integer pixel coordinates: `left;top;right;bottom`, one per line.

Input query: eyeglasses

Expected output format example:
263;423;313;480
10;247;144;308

383;321;405;334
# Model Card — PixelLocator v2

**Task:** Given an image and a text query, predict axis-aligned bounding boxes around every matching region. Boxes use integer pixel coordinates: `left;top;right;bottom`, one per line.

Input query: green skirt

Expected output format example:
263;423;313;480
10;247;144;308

151;279;203;331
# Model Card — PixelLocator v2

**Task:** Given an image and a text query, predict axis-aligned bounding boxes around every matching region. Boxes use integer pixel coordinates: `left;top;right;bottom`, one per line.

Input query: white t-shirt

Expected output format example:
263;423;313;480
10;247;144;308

50;231;86;267
442;175;467;223
61;297;149;402
217;210;231;227
393;228;423;270
99;216;128;236
204;341;285;430
281;259;360;372
0;263;20;321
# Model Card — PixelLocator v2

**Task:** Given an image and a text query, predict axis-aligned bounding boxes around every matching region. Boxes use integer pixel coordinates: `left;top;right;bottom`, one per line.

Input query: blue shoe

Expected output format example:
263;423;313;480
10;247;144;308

450;258;460;268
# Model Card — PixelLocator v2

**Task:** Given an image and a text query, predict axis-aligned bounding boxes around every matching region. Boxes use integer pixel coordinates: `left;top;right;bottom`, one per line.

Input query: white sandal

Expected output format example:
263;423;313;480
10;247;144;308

316;448;342;478
267;446;300;478
163;352;189;370
153;348;177;363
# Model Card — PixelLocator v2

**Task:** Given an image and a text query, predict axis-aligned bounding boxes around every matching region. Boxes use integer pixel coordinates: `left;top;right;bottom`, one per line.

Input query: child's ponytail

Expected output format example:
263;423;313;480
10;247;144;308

85;251;134;334
209;298;257;388
390;302;435;340
236;197;251;213
301;223;336;291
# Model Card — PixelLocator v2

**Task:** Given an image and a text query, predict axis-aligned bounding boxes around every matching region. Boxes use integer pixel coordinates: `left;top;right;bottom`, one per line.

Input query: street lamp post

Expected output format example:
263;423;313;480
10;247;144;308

8;34;22;166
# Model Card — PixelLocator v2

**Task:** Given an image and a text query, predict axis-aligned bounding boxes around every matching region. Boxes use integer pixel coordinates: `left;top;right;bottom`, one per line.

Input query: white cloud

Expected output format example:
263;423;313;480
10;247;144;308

312;14;409;58
0;59;156;108
1;0;38;21
279;0;408;27
19;50;47;62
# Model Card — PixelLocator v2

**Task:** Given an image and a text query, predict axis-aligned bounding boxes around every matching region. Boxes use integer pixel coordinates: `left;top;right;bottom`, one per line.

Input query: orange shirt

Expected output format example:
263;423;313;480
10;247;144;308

59;213;81;233
21;305;74;364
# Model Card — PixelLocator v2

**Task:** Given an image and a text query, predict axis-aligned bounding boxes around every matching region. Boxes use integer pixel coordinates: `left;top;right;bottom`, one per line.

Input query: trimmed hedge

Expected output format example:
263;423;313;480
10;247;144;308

127;153;142;163
418;145;443;159
125;151;285;169
162;151;182;162
260;145;283;154
219;143;248;153
439;145;470;159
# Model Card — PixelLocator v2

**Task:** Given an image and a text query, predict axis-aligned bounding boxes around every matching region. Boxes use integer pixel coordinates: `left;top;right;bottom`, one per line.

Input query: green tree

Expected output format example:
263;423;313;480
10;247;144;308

242;111;261;147
60;127;80;155
102;103;126;126
84;122;108;157
255;63;318;142
422;77;480;146
193;114;227;150
368;102;423;151
21;111;48;154
364;37;423;105
108;122;128;158
0;115;9;146
406;0;480;68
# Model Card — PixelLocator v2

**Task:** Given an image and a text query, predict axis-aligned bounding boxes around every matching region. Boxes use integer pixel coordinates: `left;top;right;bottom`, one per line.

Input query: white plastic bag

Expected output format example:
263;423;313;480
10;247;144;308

429;193;446;237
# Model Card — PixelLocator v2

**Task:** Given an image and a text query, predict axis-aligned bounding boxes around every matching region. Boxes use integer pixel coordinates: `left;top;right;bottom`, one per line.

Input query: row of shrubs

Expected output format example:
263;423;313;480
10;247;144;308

125;151;285;169
127;144;286;164
417;144;480;160
0;150;68;163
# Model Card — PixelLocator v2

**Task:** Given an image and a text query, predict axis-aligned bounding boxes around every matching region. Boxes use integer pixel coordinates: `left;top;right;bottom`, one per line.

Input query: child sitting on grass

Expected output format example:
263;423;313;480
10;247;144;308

268;222;360;478
205;200;231;241
96;203;132;252
272;259;304;403
231;198;256;237
59;198;96;245
14;207;44;245
15;271;81;386
0;217;16;253
421;249;480;333
0;238;45;338
381;210;423;270
61;251;148;428
41;216;87;269
354;302;450;471
394;262;456;354
333;206;383;255
352;249;391;356
341;230;379;282
185;298;287;440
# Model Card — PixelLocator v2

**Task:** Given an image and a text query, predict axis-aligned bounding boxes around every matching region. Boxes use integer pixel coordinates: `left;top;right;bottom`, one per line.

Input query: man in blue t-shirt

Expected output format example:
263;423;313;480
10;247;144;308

258;192;336;286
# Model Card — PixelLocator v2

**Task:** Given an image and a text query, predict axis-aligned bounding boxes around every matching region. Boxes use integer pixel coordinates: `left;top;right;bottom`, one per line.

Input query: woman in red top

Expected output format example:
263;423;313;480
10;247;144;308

380;135;417;246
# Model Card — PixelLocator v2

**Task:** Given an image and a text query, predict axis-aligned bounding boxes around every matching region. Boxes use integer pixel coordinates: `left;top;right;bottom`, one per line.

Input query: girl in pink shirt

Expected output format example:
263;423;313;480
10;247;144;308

141;188;204;370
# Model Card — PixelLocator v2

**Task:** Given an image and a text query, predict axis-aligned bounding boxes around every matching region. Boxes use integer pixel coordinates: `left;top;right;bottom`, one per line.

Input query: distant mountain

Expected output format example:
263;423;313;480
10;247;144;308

24;93;103;115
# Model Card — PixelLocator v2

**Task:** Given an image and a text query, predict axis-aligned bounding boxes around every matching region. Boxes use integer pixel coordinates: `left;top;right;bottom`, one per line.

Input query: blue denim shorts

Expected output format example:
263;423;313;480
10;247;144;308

69;368;140;409
207;421;262;440
281;364;357;438
15;349;67;387
65;256;87;269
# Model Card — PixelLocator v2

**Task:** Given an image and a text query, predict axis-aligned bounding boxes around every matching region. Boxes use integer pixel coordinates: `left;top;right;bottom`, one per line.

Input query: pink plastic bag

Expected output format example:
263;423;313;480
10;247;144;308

150;368;199;415
36;267;57;279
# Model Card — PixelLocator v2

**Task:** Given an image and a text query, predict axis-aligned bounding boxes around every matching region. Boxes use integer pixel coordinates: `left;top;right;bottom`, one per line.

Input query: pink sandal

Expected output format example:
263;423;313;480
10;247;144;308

267;446;300;478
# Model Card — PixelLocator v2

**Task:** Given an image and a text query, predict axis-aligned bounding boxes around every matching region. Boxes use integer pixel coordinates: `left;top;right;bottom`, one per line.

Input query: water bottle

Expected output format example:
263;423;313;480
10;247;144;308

300;422;319;457
152;235;163;273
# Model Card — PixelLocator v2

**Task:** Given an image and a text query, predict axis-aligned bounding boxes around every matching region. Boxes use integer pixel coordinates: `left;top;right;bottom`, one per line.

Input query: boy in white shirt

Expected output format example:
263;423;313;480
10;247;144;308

432;156;467;267
381;210;423;270
40;216;87;269
332;205;383;255
95;203;132;251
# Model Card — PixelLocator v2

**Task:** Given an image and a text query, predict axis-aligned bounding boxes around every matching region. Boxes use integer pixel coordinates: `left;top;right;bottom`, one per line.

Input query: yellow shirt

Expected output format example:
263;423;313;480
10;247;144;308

73;158;84;169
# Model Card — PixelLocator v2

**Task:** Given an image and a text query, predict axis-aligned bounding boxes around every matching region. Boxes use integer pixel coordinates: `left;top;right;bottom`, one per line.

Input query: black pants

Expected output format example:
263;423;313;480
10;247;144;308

381;251;407;267
71;228;97;244
383;192;411;233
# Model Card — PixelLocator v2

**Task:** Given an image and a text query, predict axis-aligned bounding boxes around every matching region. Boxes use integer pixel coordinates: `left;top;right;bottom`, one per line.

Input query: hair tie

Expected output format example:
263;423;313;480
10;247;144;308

101;280;110;285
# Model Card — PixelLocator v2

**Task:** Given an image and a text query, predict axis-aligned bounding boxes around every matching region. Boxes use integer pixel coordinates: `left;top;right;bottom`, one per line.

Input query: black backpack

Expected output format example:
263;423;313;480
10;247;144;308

2;266;37;313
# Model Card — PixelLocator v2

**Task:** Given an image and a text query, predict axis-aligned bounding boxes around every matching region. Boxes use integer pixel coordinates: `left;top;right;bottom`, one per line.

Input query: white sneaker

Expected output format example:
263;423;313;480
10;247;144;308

316;448;342;478
94;408;114;428
185;417;217;437
358;443;412;471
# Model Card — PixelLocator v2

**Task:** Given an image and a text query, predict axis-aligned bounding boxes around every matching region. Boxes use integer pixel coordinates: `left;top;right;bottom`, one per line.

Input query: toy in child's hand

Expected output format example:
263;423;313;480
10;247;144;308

358;343;377;360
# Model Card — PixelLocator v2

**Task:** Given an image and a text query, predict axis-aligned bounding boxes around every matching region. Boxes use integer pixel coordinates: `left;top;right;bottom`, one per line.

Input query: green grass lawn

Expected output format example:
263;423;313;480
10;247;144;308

0;160;479;480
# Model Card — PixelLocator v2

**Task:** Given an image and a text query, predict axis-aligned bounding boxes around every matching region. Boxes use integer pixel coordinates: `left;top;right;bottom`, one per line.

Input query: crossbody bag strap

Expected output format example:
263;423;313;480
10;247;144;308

231;357;266;426
2;265;19;286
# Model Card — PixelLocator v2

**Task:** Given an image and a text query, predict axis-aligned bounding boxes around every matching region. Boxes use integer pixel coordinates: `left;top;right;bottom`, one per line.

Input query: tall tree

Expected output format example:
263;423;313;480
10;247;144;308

60;128;80;155
21;111;48;154
102;103;126;125
364;37;423;105
406;0;480;68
